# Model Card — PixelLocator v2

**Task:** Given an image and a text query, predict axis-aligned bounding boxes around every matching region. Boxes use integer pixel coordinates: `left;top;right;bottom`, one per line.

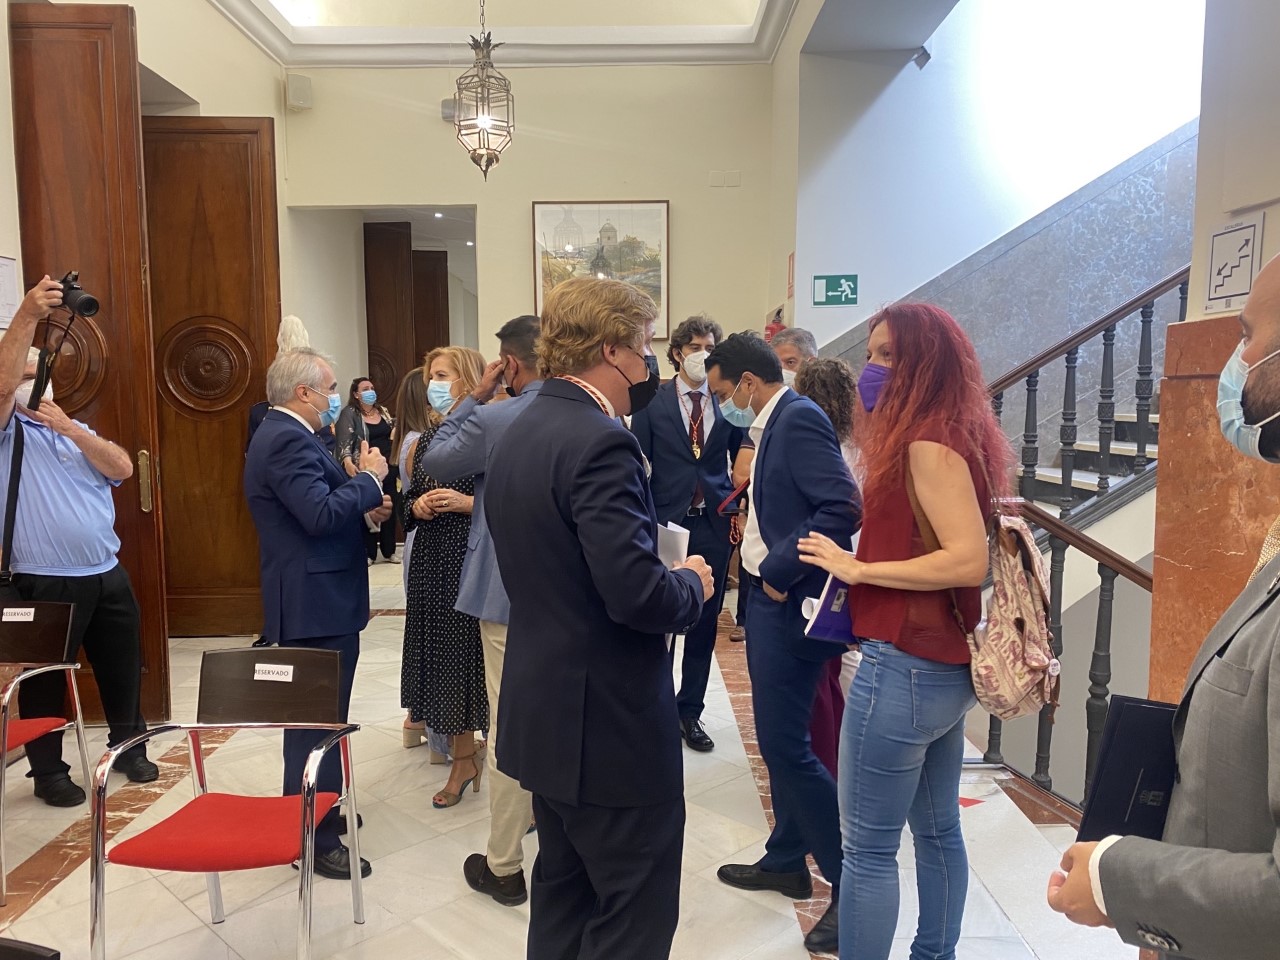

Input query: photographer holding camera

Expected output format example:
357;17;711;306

0;275;155;806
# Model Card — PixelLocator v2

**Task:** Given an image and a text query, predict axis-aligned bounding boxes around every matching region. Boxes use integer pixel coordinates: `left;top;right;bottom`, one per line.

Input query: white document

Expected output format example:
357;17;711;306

0;256;19;329
657;521;690;569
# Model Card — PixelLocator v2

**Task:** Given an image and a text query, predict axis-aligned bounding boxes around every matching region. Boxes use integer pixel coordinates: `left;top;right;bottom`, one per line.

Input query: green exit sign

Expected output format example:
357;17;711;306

812;274;858;306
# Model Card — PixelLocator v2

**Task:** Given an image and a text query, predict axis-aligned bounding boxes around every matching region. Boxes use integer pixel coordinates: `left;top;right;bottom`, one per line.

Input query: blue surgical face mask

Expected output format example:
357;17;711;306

360;389;377;406
1219;340;1280;461
720;379;756;429
309;389;342;429
428;379;457;415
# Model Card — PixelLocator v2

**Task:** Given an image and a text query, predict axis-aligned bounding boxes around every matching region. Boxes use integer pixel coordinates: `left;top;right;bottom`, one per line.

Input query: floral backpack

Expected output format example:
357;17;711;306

907;474;1060;722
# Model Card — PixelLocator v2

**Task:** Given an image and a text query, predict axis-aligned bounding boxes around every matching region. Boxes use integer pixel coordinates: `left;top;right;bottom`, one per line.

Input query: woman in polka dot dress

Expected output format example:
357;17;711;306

402;346;490;809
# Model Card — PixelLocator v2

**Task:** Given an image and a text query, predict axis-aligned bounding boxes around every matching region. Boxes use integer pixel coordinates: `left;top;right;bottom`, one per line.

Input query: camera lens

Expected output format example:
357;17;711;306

64;287;99;317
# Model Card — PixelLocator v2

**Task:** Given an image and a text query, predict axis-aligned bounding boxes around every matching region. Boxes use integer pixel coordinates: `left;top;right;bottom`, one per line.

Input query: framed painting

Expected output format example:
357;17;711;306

533;200;670;338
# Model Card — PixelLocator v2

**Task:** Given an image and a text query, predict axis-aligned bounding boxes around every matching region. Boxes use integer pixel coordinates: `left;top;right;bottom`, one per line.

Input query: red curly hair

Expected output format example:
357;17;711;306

855;302;1014;512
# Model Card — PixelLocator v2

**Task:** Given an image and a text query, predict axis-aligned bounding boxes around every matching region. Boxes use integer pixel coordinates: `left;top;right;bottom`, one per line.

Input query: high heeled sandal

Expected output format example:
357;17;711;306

404;723;452;764
432;752;484;809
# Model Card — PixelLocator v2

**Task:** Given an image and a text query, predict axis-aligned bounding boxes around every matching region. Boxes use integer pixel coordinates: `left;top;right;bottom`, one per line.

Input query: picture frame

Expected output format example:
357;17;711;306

533;200;670;338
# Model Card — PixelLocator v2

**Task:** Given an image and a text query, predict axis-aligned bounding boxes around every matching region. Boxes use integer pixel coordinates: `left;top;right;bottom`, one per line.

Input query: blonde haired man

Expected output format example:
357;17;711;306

485;278;714;960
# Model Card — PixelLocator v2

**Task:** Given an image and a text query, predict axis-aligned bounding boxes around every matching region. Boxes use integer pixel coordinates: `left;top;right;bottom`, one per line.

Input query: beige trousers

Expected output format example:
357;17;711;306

479;619;534;877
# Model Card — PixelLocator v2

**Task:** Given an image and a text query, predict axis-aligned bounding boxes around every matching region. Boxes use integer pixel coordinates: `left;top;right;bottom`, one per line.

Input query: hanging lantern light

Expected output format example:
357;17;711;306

453;0;514;180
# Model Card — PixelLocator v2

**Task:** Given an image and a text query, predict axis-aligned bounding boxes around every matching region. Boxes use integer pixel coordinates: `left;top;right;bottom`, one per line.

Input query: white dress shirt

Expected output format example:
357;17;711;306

675;376;715;442
740;386;790;579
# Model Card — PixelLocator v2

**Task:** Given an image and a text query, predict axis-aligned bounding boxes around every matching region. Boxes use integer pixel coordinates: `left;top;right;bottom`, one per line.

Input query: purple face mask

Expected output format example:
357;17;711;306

857;362;892;412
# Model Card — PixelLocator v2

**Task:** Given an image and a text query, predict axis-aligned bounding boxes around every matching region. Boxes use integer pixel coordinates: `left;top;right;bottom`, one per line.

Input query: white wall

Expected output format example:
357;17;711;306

795;0;1206;345
287;208;367;377
282;63;774;345
1187;0;1280;319
0;11;21;280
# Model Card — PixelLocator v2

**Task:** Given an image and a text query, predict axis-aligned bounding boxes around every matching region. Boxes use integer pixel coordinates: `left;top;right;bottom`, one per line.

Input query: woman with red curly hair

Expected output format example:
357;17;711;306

798;302;1013;960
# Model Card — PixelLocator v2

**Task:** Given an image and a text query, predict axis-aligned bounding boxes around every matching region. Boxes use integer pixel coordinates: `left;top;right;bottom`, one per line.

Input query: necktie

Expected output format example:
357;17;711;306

1249;513;1280;583
689;391;704;508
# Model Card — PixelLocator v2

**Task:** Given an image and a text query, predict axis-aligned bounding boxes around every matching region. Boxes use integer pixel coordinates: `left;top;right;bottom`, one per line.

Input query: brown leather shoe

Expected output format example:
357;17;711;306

464;853;527;906
730;626;746;642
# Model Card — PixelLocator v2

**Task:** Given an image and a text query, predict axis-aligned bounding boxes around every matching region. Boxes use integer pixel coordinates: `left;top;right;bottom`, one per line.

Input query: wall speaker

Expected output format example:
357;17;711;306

286;73;313;111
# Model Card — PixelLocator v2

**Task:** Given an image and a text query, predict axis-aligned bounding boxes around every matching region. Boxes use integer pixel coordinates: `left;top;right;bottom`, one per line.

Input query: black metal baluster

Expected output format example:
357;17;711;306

984;716;1004;766
1032;537;1068;791
1084;564;1119;801
992;391;1004;426
1096;326;1116;494
1134;302;1155;472
1059;349;1078;515
1178;279;1189;323
1020;372;1040;500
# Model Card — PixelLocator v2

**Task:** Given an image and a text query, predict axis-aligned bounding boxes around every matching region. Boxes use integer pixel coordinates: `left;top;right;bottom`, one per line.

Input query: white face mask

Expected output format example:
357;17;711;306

15;379;52;409
682;350;708;383
781;368;797;387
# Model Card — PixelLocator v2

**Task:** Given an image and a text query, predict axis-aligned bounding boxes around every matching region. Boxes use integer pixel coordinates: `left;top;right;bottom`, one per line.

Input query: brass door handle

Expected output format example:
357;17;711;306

137;450;153;513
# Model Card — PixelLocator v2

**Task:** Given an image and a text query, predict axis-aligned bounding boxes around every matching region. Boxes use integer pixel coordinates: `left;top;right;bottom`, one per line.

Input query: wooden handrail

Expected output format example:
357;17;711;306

988;265;1190;395
1007;498;1153;592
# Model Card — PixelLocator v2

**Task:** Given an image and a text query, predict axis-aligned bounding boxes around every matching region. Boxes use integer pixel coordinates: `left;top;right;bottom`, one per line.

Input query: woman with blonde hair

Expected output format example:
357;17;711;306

402;345;491;809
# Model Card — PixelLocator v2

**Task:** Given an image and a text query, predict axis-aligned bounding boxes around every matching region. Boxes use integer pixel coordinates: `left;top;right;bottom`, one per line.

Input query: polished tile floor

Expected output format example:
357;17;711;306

1;560;1137;959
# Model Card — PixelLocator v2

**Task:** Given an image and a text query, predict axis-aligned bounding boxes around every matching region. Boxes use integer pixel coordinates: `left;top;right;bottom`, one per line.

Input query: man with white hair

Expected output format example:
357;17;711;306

0;277;154;807
769;327;818;386
244;347;392;878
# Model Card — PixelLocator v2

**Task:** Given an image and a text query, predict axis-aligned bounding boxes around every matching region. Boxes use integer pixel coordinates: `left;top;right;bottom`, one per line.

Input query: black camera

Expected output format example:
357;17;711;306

59;270;99;317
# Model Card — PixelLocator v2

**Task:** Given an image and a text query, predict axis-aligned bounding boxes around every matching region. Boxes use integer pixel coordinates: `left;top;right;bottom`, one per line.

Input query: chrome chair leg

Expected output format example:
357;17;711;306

89;764;110;960
297;784;317;960
69;671;92;791
341;738;365;924
205;873;225;923
0;704;9;908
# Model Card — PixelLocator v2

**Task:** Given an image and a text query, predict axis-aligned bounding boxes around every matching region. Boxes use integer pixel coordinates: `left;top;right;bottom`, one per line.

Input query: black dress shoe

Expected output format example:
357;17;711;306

309;845;372;880
717;862;812;899
463;853;528;906
680;718;715;753
114;753;159;783
33;773;86;808
803;899;838;954
337;812;364;835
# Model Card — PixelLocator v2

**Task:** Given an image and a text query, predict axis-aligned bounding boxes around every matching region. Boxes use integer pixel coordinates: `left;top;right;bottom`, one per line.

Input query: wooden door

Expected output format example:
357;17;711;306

363;222;415;413
142;117;280;636
9;3;170;719
412;250;450;362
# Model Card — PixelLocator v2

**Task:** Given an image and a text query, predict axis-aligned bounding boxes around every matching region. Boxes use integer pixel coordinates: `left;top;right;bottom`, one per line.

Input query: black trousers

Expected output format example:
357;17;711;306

363;465;401;561
13;564;147;779
529;793;684;960
279;631;359;854
673;511;730;720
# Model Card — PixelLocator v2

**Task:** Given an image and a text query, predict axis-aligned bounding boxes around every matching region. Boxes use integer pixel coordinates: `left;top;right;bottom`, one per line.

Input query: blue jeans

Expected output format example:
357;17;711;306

839;641;977;960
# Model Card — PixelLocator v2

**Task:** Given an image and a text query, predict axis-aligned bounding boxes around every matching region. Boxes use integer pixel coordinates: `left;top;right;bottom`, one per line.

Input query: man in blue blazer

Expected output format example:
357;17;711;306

704;333;860;955
244;347;391;880
419;315;542;907
486;278;713;960
630;314;742;753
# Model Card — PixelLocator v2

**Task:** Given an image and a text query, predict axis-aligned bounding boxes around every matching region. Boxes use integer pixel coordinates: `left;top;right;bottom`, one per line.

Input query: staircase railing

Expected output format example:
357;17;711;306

988;266;1190;516
979;499;1153;803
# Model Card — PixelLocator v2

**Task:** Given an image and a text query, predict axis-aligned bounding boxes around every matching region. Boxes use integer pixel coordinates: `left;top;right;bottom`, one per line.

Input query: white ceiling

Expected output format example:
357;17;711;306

802;0;959;55
207;0;797;66
359;205;478;293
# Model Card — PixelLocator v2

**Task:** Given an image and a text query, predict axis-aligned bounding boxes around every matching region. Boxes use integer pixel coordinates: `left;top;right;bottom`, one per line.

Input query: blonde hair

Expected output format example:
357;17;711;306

423;346;487;423
536;278;656;378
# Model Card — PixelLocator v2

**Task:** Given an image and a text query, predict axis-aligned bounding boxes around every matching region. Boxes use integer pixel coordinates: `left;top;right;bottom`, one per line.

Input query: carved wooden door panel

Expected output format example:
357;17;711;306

9;3;170;719
142;117;280;636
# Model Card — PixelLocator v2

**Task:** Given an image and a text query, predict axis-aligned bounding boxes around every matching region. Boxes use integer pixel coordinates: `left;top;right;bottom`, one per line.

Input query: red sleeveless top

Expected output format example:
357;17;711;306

849;433;991;665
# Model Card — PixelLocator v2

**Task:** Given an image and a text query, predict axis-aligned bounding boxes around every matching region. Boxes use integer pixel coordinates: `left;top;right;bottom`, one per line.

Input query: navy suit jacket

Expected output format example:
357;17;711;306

484;377;704;807
244;409;384;643
630;379;742;529
754;391;861;657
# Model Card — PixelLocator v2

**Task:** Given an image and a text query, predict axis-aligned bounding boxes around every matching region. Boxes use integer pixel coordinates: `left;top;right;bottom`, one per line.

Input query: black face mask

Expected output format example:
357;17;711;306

502;358;518;399
644;354;660;379
615;357;660;414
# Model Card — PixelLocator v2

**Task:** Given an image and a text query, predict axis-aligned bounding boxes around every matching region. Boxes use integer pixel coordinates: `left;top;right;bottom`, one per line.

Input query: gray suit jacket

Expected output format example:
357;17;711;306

1100;556;1280;959
419;382;543;625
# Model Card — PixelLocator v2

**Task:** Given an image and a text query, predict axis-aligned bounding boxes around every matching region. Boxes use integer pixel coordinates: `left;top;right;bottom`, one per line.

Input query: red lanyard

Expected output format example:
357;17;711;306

557;375;612;416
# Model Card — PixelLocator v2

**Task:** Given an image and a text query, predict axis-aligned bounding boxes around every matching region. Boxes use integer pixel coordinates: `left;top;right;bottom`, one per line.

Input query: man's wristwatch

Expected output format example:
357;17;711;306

361;468;382;485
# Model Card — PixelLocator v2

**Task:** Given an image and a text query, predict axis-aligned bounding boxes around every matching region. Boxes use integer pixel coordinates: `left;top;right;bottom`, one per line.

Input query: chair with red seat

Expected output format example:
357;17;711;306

0;601;89;907
88;647;364;960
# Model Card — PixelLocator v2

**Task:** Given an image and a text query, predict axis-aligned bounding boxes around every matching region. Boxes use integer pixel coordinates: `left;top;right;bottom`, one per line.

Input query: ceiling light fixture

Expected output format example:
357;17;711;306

434;212;444;218
466;241;475;247
453;0;514;180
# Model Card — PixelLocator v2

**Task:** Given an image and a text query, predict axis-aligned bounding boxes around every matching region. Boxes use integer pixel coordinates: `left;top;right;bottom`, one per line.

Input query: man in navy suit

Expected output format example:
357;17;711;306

704;333;859;955
485;278;714;960
244;347;392;879
630;313;741;753
420;315;543;907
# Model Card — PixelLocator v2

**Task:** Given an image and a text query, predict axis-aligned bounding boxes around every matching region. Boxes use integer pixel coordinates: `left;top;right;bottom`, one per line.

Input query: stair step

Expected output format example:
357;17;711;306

1113;412;1160;424
1035;467;1101;491
1073;440;1158;458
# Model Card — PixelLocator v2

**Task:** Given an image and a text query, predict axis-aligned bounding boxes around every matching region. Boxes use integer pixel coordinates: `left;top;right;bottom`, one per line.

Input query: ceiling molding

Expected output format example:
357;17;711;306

207;0;799;67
